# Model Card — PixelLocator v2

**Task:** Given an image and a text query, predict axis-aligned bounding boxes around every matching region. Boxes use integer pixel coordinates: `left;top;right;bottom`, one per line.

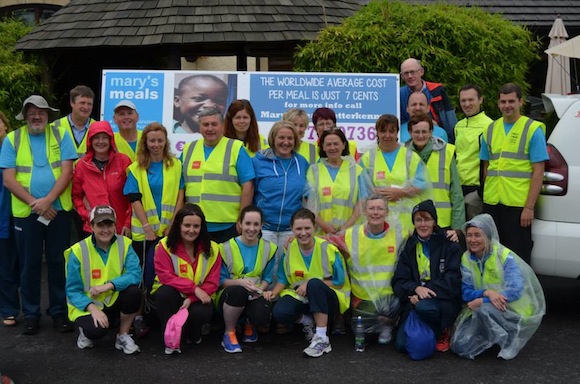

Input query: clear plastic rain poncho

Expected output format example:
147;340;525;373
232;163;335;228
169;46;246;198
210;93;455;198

328;195;407;334
305;156;374;236
451;214;546;360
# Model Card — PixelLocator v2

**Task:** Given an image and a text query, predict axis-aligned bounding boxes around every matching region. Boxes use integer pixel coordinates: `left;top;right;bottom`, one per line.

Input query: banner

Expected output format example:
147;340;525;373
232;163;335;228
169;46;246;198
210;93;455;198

101;70;399;155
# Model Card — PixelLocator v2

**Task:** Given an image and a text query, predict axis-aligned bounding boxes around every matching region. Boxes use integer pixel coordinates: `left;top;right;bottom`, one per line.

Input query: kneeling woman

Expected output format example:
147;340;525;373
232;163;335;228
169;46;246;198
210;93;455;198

218;206;277;353
151;204;222;353
65;206;142;354
264;209;350;358
392;200;462;354
451;214;545;360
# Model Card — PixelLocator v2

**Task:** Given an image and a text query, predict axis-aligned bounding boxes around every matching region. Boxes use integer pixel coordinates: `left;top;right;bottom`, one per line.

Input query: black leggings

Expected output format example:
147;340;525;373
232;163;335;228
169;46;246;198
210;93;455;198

75;285;141;340
153;285;213;342
218;285;272;327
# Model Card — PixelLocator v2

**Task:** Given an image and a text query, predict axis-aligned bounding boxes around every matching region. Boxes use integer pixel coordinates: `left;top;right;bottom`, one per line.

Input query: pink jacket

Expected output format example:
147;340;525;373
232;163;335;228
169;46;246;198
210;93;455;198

154;241;222;303
72;121;132;233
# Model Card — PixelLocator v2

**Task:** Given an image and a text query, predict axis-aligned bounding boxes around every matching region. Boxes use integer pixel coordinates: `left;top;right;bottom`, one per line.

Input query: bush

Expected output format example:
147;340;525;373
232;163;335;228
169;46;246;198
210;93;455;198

0;18;43;128
294;0;541;119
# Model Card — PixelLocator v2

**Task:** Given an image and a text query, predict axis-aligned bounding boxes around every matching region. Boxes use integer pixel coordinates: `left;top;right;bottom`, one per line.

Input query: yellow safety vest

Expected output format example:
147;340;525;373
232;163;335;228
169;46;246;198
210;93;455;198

244;134;269;158
127;160;182;241
216;237;277;303
150;237;220;296
307;159;362;234
415;242;431;283
462;245;533;317
454;112;492;186
281;237;350;313
7;125;73;218
484;117;541;207
181;137;243;223
298;141;319;165
114;131;142;162
360;146;423;232
345;224;401;301
52;116;96;158
64;235;130;321
425;144;455;228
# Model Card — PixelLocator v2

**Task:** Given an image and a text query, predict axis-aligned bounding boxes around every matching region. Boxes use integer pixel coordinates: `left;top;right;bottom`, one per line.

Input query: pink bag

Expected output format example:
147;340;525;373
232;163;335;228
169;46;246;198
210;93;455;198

164;308;189;350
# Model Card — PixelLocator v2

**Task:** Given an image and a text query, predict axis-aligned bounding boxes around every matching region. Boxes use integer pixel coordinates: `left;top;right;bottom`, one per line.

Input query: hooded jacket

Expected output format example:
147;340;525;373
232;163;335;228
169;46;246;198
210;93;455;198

252;148;310;232
72;121;132;234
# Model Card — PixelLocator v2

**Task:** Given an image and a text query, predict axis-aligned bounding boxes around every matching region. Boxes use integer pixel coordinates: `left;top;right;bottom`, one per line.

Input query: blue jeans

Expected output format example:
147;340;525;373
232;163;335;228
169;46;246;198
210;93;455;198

0;224;20;318
14;211;71;319
395;298;442;352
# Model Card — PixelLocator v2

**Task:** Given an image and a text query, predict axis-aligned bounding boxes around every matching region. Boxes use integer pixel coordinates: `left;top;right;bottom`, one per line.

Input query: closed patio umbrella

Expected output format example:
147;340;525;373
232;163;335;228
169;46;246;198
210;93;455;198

545;17;571;95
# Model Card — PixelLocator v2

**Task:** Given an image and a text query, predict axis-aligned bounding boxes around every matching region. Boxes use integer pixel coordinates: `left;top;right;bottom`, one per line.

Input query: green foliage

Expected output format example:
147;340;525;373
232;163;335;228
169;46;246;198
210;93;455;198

294;0;541;119
0;18;43;129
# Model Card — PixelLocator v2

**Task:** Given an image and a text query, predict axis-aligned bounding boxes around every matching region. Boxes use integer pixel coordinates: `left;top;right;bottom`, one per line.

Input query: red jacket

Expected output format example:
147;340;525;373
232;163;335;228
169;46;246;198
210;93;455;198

154;241;222;302
72;121;132;234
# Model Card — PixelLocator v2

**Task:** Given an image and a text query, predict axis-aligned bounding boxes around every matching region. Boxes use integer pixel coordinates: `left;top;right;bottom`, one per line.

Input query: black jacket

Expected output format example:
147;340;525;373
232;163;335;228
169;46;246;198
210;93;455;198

392;228;462;328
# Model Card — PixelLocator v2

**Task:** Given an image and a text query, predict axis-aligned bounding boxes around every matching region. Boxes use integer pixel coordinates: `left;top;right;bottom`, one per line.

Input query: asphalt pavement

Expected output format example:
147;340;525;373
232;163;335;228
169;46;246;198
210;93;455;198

1;275;580;384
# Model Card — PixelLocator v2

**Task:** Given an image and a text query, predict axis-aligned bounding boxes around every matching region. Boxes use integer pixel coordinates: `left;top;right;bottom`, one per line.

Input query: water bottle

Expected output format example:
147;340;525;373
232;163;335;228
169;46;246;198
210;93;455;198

354;316;365;352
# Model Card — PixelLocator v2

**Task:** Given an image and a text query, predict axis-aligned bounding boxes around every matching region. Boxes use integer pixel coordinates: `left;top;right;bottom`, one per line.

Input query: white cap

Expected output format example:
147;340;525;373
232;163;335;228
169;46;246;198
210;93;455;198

113;100;137;112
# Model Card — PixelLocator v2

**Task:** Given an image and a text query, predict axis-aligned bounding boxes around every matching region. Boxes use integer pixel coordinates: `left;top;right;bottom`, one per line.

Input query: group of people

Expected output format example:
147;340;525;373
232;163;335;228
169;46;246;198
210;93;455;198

0;58;547;361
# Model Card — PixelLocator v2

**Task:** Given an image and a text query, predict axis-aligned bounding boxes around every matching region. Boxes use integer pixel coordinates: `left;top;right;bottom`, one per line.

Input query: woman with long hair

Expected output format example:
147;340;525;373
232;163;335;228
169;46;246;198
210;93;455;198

224;99;268;157
151;204;222;354
123;122;184;336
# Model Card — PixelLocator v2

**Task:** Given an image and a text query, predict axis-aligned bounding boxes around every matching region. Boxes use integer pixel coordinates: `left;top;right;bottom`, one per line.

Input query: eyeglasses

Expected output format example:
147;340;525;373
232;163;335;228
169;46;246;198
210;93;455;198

400;69;420;78
26;111;48;118
414;217;434;224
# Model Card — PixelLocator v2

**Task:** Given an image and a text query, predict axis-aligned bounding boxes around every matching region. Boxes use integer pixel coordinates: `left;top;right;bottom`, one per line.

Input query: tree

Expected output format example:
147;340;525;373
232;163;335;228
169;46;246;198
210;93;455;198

294;0;540;119
0;18;43;128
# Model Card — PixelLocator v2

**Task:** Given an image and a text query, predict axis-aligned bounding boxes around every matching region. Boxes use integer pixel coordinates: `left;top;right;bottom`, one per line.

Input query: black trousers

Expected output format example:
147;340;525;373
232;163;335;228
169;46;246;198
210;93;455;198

483;203;532;264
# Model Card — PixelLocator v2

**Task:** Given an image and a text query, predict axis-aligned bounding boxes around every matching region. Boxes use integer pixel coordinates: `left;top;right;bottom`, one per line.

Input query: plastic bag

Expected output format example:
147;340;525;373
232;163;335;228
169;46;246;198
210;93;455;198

351;295;400;334
405;310;435;360
164;308;189;350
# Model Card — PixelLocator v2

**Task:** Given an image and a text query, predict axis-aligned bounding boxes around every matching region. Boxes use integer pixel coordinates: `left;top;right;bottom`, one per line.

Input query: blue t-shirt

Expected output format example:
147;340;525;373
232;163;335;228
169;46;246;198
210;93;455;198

0;128;78;211
128;141;137;153
399;122;449;144
479;122;549;163
123;161;185;218
219;237;276;285
180;142;255;233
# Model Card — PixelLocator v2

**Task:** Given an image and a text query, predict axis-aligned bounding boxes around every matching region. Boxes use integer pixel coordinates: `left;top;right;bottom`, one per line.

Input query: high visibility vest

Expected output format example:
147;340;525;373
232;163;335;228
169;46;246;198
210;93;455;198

462;245;533;317
298;141;319;165
360;146;423;232
52;116;95;158
345;224;401;301
114;131;142;162
425;144;455;228
216;237;277;302
415;242;431;283
64;235;130;321
281;237;350;313
7;125;73;218
307;159;362;234
127;160;182;241
181;138;243;223
150;237;220;296
245;134;269;158
454;112;492;186
483;117;542;207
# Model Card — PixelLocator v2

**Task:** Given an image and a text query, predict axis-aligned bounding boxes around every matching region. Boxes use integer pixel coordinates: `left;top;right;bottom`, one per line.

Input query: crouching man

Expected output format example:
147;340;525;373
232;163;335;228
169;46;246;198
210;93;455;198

65;205;142;354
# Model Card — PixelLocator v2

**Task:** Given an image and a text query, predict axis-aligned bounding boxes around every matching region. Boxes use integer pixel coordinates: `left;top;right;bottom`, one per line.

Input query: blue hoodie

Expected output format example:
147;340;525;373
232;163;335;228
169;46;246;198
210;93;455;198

252;148;310;232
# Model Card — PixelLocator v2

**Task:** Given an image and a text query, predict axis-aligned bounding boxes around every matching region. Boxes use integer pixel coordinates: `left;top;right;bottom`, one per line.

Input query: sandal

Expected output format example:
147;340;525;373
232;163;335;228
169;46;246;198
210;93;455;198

2;316;17;327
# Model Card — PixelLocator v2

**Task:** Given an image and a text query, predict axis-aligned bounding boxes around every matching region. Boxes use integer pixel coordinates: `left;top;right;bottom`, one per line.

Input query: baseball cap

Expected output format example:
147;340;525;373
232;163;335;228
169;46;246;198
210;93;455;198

15;95;59;120
113;100;137;112
90;205;117;224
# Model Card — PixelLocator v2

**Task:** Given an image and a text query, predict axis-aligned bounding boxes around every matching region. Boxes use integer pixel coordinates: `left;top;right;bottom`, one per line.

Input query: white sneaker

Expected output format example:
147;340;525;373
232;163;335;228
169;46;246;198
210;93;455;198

77;327;94;349
303;334;332;358
164;347;181;355
115;333;140;354
378;325;393;345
